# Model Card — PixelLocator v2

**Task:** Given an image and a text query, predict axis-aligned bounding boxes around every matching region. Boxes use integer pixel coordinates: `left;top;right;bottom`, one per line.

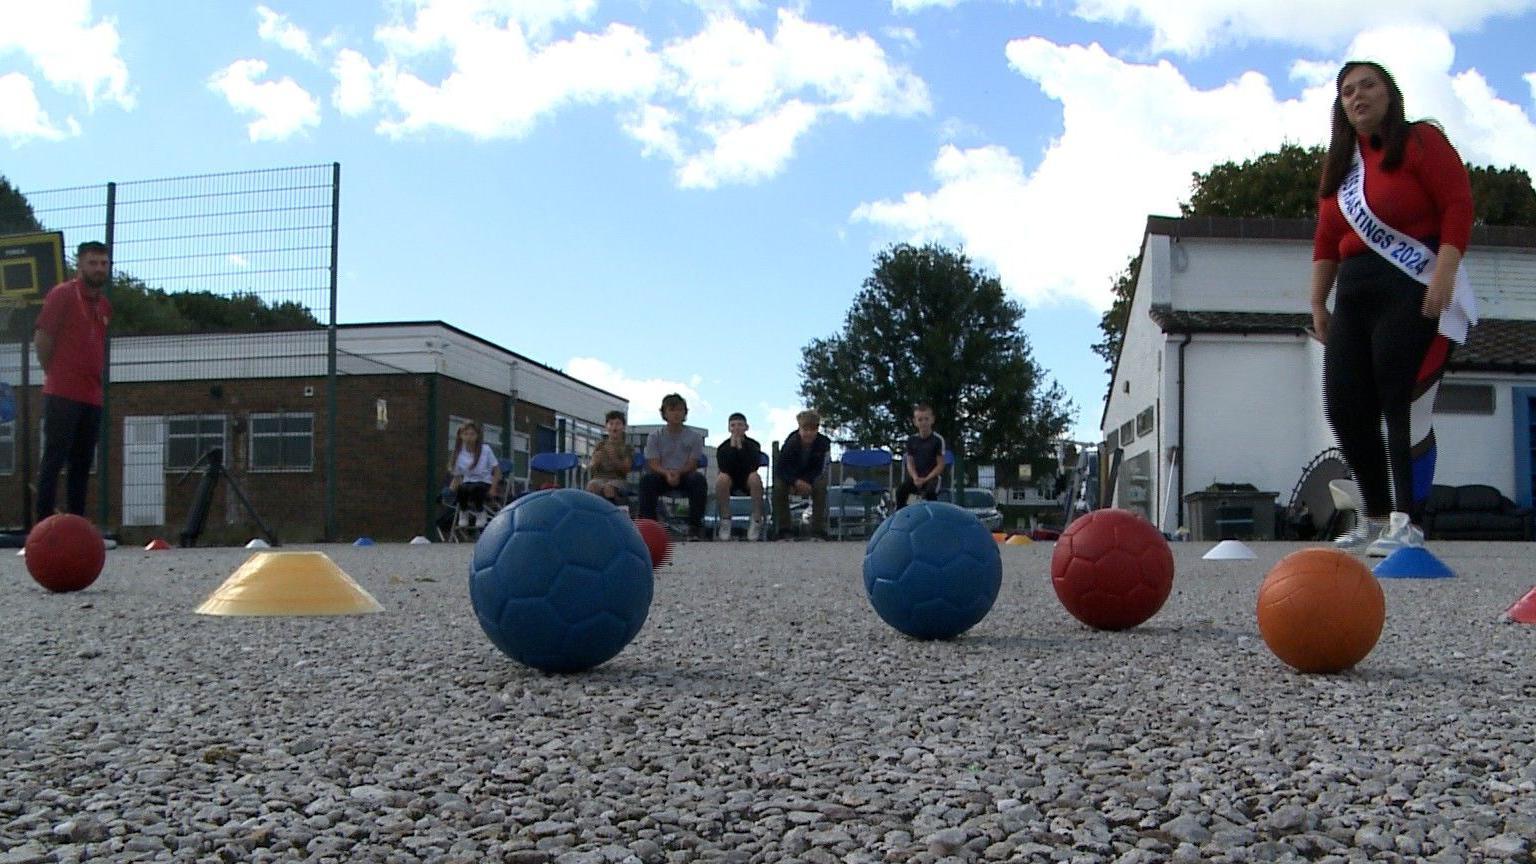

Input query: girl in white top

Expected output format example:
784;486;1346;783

449;420;501;525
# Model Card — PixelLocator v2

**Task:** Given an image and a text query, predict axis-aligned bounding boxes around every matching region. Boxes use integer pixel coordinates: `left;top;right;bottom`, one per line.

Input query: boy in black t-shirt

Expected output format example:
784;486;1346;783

714;412;765;540
896;403;946;509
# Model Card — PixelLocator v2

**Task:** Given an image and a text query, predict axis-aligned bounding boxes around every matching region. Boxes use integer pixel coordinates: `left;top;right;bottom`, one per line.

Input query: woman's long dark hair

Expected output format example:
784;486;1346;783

1318;61;1409;198
451;420;485;472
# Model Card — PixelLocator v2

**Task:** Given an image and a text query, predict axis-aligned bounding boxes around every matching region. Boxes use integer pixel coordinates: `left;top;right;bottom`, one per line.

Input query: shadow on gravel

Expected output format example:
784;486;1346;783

954;633;1071;652
483;661;788;699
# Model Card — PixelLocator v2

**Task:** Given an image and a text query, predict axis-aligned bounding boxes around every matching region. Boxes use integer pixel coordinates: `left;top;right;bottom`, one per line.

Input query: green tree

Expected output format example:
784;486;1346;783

107;276;194;335
0;174;43;236
1180;143;1325;219
1469;165;1536;225
109;284;321;335
1090;254;1140;377
799;243;1073;470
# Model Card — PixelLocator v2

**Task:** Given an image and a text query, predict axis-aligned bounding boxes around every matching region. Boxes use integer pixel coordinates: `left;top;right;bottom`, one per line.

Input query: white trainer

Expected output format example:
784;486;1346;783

747;518;762;542
1333;518;1383;553
716;520;731;541
1367;511;1425;558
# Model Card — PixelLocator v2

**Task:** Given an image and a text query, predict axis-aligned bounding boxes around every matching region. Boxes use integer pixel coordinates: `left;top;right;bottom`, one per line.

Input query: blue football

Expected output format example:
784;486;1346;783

863;501;1002;640
469;489;654;673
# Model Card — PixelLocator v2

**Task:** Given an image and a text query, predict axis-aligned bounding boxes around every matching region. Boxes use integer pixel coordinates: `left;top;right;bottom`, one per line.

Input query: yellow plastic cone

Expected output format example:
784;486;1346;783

1005;534;1033;545
195;551;383;616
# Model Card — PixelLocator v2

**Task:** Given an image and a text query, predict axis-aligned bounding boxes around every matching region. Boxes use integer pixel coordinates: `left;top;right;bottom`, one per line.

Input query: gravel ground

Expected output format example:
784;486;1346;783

2;538;1534;864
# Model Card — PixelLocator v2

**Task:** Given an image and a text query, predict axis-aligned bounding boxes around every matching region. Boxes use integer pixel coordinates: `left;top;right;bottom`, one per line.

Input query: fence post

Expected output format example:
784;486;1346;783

324;163;340;541
99;181;116;529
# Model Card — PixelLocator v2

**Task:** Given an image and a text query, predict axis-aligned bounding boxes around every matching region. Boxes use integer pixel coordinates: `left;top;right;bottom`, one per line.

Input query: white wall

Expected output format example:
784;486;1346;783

1170;238;1536;320
1468;248;1536;320
1180;334;1321;507
1432;374;1531;497
1169;239;1312;314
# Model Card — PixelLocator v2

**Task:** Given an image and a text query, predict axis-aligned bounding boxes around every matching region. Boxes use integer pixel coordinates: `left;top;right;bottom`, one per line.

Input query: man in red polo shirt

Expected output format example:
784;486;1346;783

34;241;112;518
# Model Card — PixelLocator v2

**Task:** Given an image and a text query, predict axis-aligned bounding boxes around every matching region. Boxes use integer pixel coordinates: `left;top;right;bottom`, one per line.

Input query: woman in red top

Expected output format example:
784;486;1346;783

1310;61;1474;556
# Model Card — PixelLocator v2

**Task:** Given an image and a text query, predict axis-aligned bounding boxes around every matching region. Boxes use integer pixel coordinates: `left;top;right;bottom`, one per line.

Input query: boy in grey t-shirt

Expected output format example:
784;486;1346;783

638;393;708;538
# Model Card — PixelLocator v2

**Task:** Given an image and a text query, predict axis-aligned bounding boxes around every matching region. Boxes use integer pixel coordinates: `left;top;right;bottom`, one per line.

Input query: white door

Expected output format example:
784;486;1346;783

122;416;165;527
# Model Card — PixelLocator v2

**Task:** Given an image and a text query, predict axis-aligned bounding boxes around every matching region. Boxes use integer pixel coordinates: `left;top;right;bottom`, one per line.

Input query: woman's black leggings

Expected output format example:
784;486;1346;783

1323;253;1452;520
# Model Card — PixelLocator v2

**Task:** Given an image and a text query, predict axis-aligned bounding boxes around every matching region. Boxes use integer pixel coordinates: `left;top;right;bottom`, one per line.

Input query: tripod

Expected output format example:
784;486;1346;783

177;447;278;548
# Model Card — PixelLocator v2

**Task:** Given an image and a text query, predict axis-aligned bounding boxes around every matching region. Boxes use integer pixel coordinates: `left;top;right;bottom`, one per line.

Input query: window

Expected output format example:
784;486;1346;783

249;412;313;472
1119;419;1135;445
559;416;604;489
1136;407;1155;438
446;415;471;454
1105;429;1119;451
483;423;504;458
1434;384;1494;415
510;431;530;490
166;415;227;471
0;421;12;474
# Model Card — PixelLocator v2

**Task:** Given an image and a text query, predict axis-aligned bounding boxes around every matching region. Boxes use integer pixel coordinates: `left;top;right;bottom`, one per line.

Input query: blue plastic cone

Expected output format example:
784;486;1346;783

353;537;375;547
1373;546;1454;579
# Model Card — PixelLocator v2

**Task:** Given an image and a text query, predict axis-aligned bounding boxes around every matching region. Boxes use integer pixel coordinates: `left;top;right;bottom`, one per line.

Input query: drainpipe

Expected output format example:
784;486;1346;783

1176;332;1193;531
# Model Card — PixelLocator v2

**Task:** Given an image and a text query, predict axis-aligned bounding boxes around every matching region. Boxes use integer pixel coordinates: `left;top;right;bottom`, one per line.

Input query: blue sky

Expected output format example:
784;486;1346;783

2;0;1534;448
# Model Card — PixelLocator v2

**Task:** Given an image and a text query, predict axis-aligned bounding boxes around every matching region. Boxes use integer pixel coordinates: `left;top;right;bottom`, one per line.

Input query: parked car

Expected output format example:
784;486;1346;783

939;487;1004;531
702;495;774;539
802;485;890;539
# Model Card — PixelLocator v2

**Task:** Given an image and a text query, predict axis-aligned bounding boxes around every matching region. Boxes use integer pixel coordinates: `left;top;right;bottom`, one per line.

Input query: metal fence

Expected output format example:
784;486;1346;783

0;164;339;538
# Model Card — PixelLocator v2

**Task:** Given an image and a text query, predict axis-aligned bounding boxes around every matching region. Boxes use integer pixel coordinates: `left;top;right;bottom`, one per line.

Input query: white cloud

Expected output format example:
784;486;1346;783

0;73;78;144
257;5;318;61
208;59;321;142
883;26;920;50
374;0;597;54
892;0;964;11
622;103;684;161
566;357;711;422
677;99;820;188
888;0;1535;55
851;25;1536;310
685;0;767;14
331;49;378;115
641;9;931;188
371;18;664;140
334;2;927;187
1059;0;1536;55
0;0;133;111
760;404;808;449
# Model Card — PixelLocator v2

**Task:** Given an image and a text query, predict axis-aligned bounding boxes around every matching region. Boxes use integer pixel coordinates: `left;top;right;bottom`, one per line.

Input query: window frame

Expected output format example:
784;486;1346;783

247;411;314;473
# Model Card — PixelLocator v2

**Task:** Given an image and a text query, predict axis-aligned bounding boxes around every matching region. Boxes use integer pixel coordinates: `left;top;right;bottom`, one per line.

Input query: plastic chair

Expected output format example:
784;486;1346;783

441;461;509;543
1328;478;1360;538
530;451;580;488
839;448;893;540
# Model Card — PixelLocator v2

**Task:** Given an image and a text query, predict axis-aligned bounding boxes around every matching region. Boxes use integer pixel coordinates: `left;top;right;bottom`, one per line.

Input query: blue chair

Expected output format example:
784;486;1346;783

530;451;580;488
839;448;893;540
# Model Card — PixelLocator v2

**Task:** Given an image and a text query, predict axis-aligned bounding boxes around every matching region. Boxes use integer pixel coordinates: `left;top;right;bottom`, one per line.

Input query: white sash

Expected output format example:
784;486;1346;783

1338;144;1477;344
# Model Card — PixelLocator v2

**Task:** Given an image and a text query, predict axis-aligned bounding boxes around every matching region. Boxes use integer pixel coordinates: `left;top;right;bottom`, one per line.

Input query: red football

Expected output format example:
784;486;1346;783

1050;509;1174;630
25;514;106;593
633;517;672;570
